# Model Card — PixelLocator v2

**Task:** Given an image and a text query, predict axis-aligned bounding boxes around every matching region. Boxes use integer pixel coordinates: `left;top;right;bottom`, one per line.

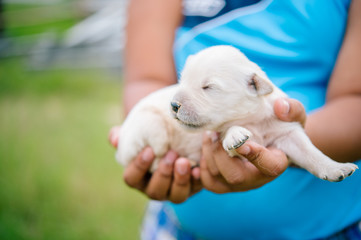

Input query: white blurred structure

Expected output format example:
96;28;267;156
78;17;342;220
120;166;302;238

29;0;128;70
64;2;126;51
1;0;129;70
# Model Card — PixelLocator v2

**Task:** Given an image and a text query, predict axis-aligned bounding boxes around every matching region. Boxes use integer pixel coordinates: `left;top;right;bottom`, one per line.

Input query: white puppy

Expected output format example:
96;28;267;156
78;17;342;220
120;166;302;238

116;45;357;181
116;85;203;172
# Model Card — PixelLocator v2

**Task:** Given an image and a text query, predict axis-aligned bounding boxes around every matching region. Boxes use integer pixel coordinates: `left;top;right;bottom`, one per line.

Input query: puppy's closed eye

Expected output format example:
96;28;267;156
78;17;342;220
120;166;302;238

201;81;217;91
202;84;212;90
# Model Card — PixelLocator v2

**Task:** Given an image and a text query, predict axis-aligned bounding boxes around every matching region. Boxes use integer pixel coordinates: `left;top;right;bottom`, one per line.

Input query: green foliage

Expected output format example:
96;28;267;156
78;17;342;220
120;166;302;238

0;58;148;240
3;2;79;37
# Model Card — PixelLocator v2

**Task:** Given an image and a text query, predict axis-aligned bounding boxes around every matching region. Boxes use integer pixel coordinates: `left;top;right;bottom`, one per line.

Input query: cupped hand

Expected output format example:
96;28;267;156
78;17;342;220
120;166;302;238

200;98;306;193
108;127;202;203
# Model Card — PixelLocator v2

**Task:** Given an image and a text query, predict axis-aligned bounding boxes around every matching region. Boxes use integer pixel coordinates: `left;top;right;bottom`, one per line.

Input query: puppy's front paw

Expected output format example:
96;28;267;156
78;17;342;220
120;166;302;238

319;162;358;182
222;126;252;152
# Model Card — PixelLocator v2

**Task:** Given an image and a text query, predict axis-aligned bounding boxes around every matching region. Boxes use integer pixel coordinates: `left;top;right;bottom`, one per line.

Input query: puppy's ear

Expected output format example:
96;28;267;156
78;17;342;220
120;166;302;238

248;74;273;96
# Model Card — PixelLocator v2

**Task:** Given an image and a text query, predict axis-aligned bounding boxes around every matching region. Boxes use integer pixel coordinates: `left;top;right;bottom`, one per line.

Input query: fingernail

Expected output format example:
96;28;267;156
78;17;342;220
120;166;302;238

176;160;189;175
164;151;177;165
192;167;200;180
142;147;154;163
238;145;251;156
111;132;118;146
281;99;290;115
206;131;218;143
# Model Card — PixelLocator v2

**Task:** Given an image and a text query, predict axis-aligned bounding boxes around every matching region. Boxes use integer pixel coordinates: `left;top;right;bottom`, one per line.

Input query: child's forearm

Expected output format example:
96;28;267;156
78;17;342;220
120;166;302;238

305;95;361;163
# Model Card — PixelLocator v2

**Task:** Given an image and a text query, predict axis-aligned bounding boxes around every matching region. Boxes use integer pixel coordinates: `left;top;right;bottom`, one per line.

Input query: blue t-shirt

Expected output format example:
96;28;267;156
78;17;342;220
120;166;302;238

168;0;361;239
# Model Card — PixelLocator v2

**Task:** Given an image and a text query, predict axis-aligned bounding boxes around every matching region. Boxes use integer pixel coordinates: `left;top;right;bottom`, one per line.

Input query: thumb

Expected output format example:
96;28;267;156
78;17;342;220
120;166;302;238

108;126;121;148
236;141;288;177
274;98;306;127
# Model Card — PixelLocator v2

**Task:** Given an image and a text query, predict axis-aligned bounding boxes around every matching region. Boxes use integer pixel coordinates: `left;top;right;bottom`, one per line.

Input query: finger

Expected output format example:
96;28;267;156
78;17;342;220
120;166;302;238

274;98;306;127
201;131;220;176
145;150;177;200
191;166;201;180
236;141;288;177
109;126;121;148
123;147;155;190
169;158;191;203
190;167;203;195
204;136;254;186
212;144;250;185
200;155;231;194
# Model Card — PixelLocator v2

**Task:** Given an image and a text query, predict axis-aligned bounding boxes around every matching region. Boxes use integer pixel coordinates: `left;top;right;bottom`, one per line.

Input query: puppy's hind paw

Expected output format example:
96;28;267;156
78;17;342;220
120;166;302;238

321;163;358;182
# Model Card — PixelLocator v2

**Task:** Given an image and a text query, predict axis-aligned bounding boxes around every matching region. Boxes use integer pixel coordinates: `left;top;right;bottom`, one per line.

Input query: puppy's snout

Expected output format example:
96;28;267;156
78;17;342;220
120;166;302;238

171;101;181;113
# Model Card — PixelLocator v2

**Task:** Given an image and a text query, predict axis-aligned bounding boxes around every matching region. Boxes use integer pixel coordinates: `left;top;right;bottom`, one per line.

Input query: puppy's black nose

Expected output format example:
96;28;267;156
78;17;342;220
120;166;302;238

171;101;181;113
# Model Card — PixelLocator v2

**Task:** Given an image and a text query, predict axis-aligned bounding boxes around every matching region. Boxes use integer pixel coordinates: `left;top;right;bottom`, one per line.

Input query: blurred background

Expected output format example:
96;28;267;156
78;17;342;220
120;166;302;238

0;0;148;239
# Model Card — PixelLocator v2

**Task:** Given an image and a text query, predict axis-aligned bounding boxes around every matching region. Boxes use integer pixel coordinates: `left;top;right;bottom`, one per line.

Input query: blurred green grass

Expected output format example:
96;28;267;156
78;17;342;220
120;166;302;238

3;2;78;37
0;58;148;240
0;3;149;239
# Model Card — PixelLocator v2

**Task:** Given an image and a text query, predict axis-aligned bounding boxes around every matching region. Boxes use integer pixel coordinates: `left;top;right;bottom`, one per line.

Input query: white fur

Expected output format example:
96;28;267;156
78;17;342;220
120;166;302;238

116;45;357;181
116;86;202;172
